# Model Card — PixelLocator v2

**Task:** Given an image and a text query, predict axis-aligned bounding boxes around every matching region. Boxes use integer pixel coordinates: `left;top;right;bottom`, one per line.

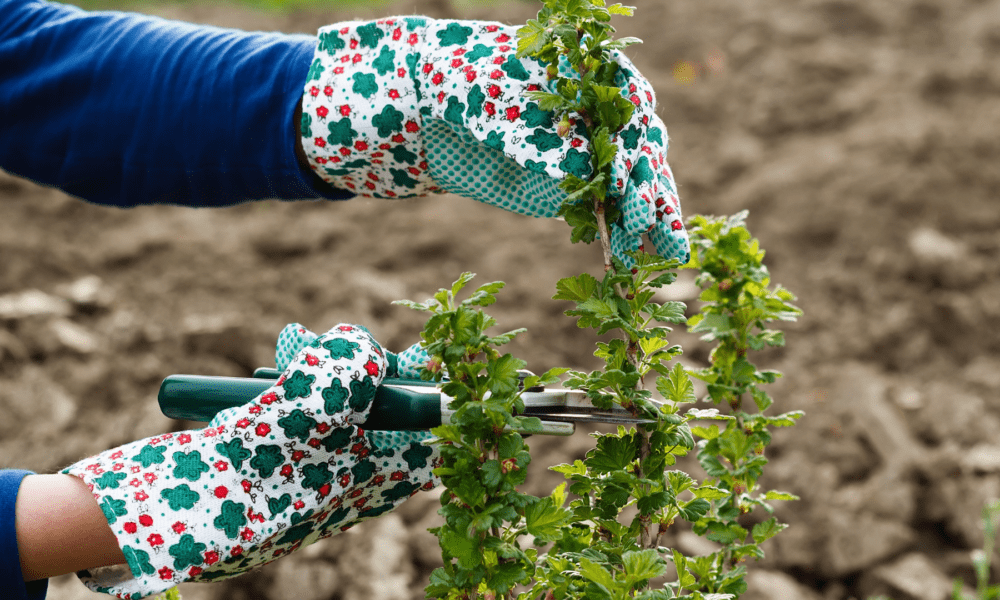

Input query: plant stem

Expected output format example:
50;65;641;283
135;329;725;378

593;196;613;273
638;426;651;548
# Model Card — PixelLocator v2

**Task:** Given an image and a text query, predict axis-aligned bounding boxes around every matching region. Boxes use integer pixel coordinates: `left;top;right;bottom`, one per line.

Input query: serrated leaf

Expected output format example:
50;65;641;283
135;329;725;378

608;3;636;16
657;362;697;404
516;19;551;57
671;549;697;588
752;517;788;543
592;127;618;170
750;387;773;411
763;490;800;501
691;424;720;440
623;549;667;580
637;491;672;515
679;498;711;522
687;408;733;420
551;481;567;508
579;556;615;592
551;459;587;477
578;297;618;319
693;486;730;500
554;273;600;302
526;89;577;113
705;522;747;545
449;272;476;298
525;497;570;542
487;354;525;397
513;415;544;433
481;460;503;488
441;527;481;569
667;470;694;493
647;301;687;324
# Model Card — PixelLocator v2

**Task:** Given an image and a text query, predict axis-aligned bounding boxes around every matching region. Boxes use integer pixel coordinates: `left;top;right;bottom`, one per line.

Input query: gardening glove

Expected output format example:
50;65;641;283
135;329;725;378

299;17;689;265
62;324;439;599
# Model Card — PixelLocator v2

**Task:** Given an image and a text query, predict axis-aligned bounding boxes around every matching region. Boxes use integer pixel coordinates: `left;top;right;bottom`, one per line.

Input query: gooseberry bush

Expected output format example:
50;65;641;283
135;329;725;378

395;2;804;600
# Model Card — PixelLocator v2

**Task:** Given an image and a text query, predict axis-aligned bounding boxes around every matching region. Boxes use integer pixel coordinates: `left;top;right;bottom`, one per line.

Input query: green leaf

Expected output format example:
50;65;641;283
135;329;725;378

658;363;697;404
687;408;732;420
449;272;475;298
694;486;730;500
551;460;587;477
706;522;747;544
525;498;570;542
691;313;732;336
591;127;618;171
752;517;788;543
608;3;636;16
671;549;697;589
637;491;672;515
516;19;551;57
526;89;577;113
488;561;529;594
691;424;720;440
441;527;481;569
750;387;773;411
646;301;687;324
586;433;638;473
488;354;526;397
579;556;615;592
679;498;711;522
763;490;800;501
554;273;600;302
481;460;503;488
622;549;667;580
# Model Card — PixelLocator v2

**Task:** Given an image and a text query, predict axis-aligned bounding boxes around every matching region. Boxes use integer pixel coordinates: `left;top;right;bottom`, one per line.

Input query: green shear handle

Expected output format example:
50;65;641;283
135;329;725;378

158;374;443;430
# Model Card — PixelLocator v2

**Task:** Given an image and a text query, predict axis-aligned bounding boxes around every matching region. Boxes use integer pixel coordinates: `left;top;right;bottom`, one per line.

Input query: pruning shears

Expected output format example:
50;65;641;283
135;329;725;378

157;368;656;436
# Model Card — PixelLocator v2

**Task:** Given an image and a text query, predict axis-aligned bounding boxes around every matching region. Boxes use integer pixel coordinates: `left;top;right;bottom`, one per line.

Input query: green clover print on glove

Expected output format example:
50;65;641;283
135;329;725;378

61;323;440;599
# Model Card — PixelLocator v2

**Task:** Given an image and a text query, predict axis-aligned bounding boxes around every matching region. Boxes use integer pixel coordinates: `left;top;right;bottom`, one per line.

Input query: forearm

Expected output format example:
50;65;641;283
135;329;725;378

0;0;350;206
16;475;125;582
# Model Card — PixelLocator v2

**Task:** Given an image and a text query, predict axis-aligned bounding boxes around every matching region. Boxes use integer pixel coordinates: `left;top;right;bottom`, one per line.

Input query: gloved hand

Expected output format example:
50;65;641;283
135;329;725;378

299;17;689;264
63;324;438;598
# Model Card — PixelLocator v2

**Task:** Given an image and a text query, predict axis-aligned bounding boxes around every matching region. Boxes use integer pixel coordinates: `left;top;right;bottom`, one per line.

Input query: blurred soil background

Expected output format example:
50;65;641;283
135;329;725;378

3;0;1000;598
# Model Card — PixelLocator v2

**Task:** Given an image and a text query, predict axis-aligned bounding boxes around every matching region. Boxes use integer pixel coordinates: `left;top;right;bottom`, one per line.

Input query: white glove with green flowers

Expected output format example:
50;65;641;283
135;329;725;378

63;324;437;599
299;16;689;264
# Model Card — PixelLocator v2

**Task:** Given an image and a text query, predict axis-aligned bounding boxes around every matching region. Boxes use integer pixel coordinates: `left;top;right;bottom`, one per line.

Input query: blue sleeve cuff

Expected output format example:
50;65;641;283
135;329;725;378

0;0;354;207
0;470;48;600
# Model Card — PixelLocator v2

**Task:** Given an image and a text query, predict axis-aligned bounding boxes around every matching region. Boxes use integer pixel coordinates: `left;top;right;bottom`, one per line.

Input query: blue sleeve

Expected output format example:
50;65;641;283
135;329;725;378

0;0;352;207
0;471;48;600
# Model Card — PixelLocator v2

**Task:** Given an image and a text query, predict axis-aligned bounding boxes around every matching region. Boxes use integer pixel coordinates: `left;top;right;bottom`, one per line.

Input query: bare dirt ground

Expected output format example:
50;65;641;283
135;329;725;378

3;0;1000;598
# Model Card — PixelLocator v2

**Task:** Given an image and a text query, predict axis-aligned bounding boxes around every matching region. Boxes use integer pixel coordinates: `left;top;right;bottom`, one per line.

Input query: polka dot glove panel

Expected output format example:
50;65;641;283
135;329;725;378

300;17;689;264
62;324;440;599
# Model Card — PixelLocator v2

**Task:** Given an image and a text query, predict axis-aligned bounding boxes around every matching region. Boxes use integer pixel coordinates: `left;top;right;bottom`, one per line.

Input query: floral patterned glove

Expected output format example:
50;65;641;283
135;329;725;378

299;17;689;264
63;324;439;599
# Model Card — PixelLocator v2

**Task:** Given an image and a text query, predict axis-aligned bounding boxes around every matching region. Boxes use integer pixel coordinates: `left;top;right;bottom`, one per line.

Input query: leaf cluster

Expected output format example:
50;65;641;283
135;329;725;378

398;274;565;599
411;0;805;598
516;0;639;246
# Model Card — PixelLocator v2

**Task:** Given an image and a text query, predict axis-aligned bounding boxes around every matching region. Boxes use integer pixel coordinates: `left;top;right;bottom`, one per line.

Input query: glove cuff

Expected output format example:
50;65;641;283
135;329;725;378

301;17;438;198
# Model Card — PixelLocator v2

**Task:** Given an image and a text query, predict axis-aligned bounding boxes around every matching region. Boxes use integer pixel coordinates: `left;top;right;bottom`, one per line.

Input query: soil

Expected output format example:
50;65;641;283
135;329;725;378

3;0;1000;598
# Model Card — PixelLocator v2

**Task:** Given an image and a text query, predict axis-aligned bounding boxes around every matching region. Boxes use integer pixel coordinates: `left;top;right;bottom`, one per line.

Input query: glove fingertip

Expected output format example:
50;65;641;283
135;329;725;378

397;343;430;379
276;323;318;371
648;223;692;265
